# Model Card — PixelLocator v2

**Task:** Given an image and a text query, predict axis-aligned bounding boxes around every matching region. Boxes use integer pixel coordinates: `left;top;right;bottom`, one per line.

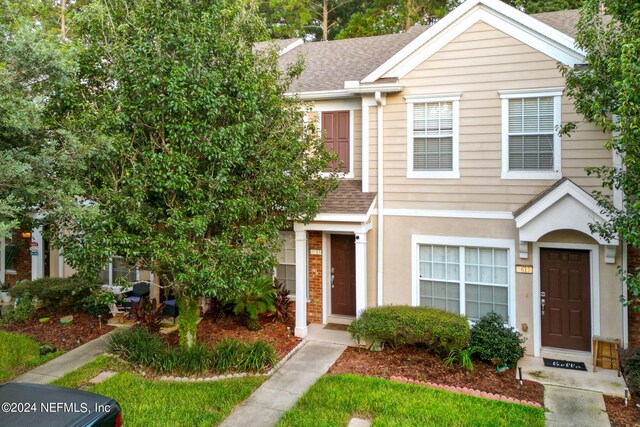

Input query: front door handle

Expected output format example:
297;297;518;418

331;274;335;288
541;292;546;316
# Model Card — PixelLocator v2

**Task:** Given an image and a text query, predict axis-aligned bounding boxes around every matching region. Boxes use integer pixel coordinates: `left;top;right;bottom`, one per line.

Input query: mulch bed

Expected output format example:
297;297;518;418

162;311;299;360
329;346;545;406
604;395;640;427
1;308;110;351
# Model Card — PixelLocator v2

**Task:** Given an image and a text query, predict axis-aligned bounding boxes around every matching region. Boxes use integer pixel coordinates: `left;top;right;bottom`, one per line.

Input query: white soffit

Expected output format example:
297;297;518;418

515;179;618;246
362;0;585;83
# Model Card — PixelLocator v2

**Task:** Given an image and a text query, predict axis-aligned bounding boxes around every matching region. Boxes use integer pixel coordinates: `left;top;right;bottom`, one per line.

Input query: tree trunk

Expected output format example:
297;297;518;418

177;295;199;348
60;0;67;39
405;0;413;31
323;0;329;41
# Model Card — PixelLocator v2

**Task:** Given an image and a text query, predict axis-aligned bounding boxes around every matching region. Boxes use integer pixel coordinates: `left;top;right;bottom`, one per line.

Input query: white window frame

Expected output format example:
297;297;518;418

411;235;516;328
500;88;563;180
406;94;460;179
275;230;296;297
101;256;139;286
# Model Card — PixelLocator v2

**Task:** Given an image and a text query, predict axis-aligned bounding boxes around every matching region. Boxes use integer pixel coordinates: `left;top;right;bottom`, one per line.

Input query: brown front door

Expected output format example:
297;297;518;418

541;248;591;351
322;111;350;173
331;234;356;316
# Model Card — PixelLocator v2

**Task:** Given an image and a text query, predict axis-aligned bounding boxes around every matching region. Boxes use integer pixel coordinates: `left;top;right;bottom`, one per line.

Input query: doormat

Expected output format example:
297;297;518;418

324;323;349;331
543;358;588;372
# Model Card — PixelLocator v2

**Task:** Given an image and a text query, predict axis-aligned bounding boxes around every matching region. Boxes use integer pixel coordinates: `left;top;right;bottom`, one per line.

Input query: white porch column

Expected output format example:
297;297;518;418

294;224;308;338
355;230;368;317
31;227;44;280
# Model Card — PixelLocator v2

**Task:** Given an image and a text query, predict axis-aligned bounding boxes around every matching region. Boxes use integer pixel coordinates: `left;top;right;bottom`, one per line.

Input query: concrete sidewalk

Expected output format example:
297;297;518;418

544;385;611;427
11;331;113;384
220;340;346;427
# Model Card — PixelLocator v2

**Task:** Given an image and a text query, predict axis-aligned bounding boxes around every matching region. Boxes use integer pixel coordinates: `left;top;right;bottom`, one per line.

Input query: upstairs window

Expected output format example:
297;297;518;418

500;89;562;180
406;94;460;179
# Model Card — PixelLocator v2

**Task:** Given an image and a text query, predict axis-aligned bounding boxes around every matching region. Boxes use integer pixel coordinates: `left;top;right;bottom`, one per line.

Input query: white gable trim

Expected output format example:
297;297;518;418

362;0;585;83
515;180;618;246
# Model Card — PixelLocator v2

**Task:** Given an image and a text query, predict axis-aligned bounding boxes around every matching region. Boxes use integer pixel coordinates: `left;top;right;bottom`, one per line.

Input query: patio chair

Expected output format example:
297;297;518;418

109;304;129;324
122;282;150;308
162;299;179;324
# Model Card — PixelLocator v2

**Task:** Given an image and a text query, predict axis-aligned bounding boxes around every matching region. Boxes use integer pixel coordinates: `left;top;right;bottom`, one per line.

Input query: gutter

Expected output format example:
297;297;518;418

375;90;384;307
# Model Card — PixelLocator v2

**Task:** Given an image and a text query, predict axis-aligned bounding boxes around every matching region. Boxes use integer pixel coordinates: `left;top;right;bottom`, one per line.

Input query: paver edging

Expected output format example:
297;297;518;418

389;375;543;408
157;338;308;383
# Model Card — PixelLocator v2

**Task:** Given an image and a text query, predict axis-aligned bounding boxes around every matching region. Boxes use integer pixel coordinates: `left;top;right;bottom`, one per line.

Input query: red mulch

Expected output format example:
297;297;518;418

1;308;110;351
162;312;299;360
329;346;545;406
604;395;640;427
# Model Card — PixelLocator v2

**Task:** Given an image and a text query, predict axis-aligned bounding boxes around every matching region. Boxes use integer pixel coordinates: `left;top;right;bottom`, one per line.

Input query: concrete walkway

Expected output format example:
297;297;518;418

11;331;113;384
220;340;347;427
544;385;611;426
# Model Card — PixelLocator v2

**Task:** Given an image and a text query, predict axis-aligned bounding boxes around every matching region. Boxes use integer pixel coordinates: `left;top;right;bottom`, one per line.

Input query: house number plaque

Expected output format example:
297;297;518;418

516;265;533;274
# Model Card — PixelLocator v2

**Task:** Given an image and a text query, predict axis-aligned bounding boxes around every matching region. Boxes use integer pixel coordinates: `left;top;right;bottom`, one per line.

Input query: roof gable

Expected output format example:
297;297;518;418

362;0;585;84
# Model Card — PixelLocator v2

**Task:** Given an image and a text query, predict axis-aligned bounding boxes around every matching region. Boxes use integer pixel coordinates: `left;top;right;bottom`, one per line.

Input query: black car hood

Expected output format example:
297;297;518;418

0;383;119;427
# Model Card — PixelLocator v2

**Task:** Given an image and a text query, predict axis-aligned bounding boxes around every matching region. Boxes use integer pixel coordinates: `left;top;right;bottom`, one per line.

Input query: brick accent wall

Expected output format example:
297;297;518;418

307;231;323;323
4;231;32;286
628;246;640;347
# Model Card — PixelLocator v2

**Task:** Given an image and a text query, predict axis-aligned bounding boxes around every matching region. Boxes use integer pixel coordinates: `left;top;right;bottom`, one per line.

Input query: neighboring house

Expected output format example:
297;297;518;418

0;0;628;359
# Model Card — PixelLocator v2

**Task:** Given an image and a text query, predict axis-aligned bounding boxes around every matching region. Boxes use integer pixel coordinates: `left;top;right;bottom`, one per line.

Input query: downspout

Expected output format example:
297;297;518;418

623;240;629;348
376;91;384;306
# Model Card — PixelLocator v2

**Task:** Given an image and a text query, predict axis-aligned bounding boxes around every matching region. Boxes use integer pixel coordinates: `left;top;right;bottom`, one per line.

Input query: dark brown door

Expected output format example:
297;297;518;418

541;248;591;351
331;234;356;316
322;111;350;173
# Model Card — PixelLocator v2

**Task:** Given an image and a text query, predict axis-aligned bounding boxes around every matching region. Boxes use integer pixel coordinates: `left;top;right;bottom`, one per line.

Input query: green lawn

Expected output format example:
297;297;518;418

51;356;265;427
278;374;545;427
0;330;62;382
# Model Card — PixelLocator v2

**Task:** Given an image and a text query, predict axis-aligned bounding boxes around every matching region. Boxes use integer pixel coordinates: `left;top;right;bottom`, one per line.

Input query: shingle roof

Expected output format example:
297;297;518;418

532;9;581;38
532;9;611;39
319;180;376;215
254;38;301;54
279;26;429;93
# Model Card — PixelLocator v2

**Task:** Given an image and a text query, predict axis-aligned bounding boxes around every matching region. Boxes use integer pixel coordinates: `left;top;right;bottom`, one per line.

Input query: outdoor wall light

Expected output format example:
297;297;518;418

20;232;31;238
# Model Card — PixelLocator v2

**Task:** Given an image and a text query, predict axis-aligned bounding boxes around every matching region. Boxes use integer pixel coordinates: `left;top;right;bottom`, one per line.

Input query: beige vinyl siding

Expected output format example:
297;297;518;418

382;21;610;212
352;109;362;179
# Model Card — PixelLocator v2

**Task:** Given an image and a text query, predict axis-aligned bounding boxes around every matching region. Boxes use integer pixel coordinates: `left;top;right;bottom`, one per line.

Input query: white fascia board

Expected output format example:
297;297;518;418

362;0;584;83
514;180;606;228
285;89;356;100
278;38;304;56
384;208;513;220
313;213;370;223
345;81;404;94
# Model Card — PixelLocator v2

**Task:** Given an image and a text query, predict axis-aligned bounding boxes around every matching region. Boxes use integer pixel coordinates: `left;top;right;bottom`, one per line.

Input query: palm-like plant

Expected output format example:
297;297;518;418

233;276;276;331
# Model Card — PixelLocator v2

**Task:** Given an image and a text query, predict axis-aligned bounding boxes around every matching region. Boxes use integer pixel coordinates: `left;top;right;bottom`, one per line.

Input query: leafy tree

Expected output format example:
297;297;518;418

336;0;448;39
54;0;336;347
561;0;640;301
261;0;355;40
0;1;85;239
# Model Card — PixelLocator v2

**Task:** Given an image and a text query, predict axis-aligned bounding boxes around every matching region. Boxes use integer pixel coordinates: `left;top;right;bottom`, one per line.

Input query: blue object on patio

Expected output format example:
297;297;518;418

122;282;150;308
163;299;179;324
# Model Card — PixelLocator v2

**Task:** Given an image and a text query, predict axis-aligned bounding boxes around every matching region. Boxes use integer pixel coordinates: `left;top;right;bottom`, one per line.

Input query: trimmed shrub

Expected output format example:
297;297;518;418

470;312;525;368
0;292;37;325
348;305;470;354
9;277;98;308
620;347;640;397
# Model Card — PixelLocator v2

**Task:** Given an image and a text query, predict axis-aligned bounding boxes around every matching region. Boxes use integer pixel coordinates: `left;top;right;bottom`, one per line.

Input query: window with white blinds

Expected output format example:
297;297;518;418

413;102;453;171
508;97;554;171
276;231;296;295
500;89;562;180
406;94;460;179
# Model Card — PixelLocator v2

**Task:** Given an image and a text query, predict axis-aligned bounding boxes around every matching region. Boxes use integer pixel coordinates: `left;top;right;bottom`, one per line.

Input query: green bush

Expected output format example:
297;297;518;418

9;277;99;308
232;276;276;330
0;292;37;325
109;329;276;374
238;341;277;372
348;305;470;354
620;347;640;397
470;312;525;368
80;290;117;317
